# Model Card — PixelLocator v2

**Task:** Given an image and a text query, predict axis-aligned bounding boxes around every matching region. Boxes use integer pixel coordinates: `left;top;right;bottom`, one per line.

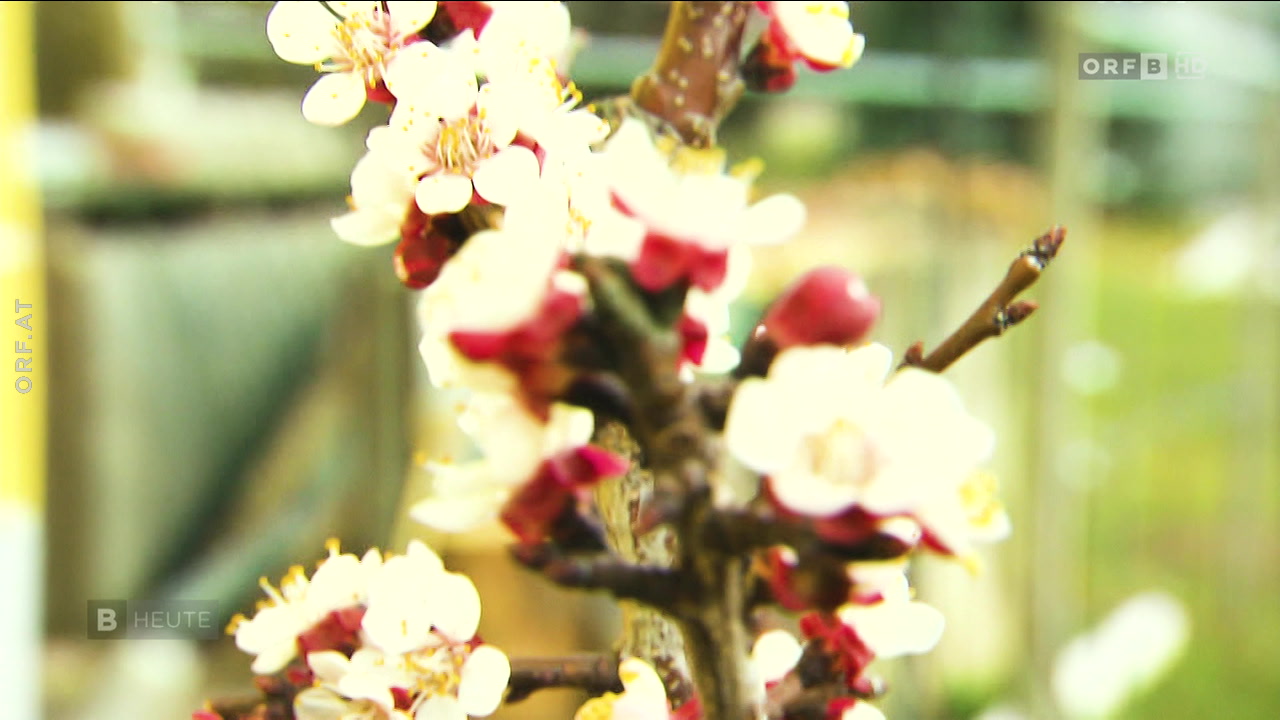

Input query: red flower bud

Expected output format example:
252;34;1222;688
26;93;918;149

742;35;799;93
425;1;495;44
395;211;467;290
762;266;880;349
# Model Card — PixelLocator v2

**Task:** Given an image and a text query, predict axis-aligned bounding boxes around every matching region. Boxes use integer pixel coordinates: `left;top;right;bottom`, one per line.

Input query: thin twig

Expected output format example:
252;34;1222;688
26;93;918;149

505;654;624;703
901;225;1067;373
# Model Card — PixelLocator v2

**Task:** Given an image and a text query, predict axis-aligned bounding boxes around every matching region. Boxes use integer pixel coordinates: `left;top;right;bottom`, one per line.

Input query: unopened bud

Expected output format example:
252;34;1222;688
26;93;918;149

394;211;466;290
742;36;799;93
764;267;880;347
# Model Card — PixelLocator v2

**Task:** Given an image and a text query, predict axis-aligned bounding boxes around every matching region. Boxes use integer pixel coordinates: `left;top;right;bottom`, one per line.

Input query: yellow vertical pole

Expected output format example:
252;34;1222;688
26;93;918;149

0;3;44;720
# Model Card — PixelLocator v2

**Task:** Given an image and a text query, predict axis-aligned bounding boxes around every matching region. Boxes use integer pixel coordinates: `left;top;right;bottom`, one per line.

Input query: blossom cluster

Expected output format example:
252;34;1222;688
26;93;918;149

202;540;509;720
203;2;1017;720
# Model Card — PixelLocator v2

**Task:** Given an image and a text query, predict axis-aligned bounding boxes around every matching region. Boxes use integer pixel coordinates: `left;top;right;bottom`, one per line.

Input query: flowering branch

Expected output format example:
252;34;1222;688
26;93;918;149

901;225;1068;373
204;4;1044;720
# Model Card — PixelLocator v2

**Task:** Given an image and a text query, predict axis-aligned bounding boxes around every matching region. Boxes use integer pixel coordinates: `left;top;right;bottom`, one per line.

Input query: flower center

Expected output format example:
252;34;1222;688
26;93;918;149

402;643;469;710
431;116;495;174
324;9;403;87
574;693;622;720
959;471;1004;529
804;419;877;487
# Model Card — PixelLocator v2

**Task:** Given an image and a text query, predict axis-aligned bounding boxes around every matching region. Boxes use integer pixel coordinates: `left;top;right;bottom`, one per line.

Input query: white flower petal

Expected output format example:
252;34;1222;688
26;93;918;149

301;71;369;126
331;209;401;247
236;605;308;673
531;109;610;154
426;571;482;642
842;702;887;720
543;403;597;454
773;1;860;68
845;343;895;385
387;1;438;36
337;673;398;715
471;146;540;206
361;602;435;656
351;149;416;209
405;539;448;575
458;645;512;716
329;1;382;19
613;658;669;717
415;695;468;720
267;1;339;64
735;192;806;246
416;173;475;214
724;379;806;473
307;553;368;613
751;629;804;684
769;470;861;517
410;483;506;533
306;650;351;686
385;45;478;115
294;687;350;720
474;84;522;146
840;600;945;659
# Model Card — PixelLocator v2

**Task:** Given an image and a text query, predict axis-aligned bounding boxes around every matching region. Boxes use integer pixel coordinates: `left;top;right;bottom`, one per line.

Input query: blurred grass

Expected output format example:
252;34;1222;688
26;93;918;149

1077;219;1280;720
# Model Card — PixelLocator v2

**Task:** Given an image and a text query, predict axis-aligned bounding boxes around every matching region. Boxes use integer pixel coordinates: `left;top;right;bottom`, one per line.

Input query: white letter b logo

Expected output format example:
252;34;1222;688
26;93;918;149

97;608;117;632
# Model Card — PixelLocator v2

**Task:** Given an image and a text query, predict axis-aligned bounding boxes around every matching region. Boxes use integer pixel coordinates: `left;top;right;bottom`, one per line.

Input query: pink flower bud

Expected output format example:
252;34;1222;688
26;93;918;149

762;267;880;349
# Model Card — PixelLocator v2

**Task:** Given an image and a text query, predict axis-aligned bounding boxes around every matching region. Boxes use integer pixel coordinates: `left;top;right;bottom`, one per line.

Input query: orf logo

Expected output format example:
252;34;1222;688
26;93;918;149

1078;53;1142;80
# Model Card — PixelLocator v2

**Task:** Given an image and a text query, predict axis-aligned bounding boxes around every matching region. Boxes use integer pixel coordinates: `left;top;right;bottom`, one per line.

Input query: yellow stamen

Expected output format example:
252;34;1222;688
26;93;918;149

574;694;621;720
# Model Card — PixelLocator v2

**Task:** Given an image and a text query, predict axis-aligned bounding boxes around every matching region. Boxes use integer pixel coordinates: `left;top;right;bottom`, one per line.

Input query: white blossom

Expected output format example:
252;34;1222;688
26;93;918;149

441;2;576;78
377;45;540;214
683;244;754;375
360;540;482;654
766;2;866;69
266;1;439;125
414;188;575;390
410;394;596;533
601;119;806;255
839;562;946;659
723;343;996;552
231;540;384;674
750;628;804;685
573;658;670;720
305;647;416;718
841;703;888;720
331;146;417;246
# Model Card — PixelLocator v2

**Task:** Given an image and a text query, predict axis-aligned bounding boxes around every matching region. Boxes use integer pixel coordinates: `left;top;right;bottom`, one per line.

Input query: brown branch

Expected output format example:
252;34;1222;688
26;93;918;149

505;654;624;704
702;508;911;563
630;1;753;147
199;672;299;720
901;225;1067;373
509;543;686;613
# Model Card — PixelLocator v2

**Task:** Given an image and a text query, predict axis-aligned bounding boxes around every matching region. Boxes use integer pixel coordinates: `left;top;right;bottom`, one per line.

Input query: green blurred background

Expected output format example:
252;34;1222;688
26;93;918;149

9;1;1280;719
